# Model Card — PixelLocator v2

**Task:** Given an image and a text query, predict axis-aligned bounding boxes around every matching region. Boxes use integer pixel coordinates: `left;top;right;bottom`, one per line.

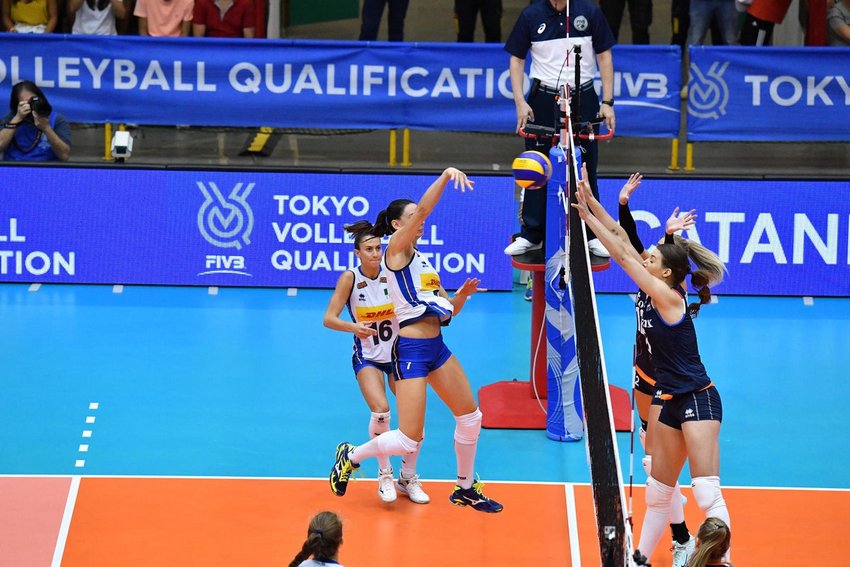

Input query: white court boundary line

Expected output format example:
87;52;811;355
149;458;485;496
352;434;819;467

565;483;581;566
1;474;848;492
51;475;80;567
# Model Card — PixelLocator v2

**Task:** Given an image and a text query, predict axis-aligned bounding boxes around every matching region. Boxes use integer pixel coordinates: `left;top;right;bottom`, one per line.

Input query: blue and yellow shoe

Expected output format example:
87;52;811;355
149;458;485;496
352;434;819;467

448;479;503;513
329;442;359;497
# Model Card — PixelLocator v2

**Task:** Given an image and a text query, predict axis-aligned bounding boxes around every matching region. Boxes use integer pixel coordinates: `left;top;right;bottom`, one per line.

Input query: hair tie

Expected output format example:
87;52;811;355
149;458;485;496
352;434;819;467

309;529;323;538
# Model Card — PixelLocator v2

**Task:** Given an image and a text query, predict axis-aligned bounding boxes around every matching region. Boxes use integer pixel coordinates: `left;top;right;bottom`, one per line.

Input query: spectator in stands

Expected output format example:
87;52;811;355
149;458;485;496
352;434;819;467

289;511;345;567
739;0;791;45
601;0;652;44
0;81;71;162
687;517;732;567
192;0;253;37
827;0;850;45
688;0;738;45
359;0;409;41
134;0;192;36
67;0;126;34
455;0;502;43
2;0;57;32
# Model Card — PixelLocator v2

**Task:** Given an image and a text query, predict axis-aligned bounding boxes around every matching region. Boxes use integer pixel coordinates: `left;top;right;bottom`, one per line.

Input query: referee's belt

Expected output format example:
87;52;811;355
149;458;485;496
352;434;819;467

532;79;595;96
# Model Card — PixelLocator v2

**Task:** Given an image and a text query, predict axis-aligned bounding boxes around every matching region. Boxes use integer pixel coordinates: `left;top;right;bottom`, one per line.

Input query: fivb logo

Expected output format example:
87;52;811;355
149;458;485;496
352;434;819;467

197;181;254;277
688;61;730;120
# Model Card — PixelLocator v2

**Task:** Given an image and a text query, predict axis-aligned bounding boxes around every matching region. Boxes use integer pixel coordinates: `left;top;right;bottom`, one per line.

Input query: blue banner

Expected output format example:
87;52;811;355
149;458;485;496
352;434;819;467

0;34;679;136
592;178;850;296
0;166;514;290
687;47;850;141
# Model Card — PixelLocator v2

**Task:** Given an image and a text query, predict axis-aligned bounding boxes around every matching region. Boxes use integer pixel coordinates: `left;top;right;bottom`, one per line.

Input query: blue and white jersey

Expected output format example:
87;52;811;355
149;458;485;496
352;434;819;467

641;287;711;397
347;267;398;364
504;0;615;89
382;250;453;326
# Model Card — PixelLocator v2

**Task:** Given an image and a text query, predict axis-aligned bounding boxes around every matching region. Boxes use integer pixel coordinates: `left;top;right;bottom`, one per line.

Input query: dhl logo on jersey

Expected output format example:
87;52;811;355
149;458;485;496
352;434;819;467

356;303;396;321
420;272;441;291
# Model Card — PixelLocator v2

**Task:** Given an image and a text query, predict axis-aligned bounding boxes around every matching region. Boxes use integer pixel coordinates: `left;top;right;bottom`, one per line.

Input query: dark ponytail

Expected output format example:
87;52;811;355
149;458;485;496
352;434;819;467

373;198;414;237
288;511;343;567
344;220;380;249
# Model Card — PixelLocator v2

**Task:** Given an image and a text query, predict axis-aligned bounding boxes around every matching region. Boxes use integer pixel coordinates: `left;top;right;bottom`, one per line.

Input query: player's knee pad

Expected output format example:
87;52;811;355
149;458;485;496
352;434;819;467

642;455;652;476
645;476;675;510
691;476;725;514
380;429;421;455
454;408;482;445
369;411;391;436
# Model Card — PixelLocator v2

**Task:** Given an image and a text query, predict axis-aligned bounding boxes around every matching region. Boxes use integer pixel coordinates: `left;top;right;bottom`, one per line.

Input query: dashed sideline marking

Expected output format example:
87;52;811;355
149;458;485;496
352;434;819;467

76;402;99;469
113;285;124;294
208;287;219;296
287;288;298;297
803;296;814;306
28;283;41;292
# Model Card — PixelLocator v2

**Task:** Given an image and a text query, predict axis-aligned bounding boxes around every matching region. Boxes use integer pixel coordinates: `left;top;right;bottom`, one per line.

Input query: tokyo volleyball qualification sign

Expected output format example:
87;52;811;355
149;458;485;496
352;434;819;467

592;178;850;297
687;47;850;141
0;166;513;289
0;35;679;137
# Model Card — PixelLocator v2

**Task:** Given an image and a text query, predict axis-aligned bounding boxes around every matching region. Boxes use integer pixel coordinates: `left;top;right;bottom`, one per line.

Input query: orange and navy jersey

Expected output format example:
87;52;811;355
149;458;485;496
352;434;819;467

347;267;398;365
633;289;657;389
640;287;711;396
382;250;453;326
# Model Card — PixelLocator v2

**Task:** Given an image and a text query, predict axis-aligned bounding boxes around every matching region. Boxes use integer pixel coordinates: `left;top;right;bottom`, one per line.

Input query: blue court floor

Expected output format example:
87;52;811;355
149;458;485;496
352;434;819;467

2;283;849;491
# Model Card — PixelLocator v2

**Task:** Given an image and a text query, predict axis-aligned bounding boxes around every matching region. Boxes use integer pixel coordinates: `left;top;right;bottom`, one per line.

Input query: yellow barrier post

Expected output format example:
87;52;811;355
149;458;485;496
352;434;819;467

103;123;113;161
667;138;680;171
401;128;412;167
388;129;398;166
684;142;695;172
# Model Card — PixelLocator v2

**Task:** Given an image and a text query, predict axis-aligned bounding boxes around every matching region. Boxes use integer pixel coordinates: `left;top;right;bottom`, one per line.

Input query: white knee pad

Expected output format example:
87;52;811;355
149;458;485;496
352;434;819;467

642;455;652;476
645;476;675;510
454;408;482;445
378;429;421;455
369;411;391;437
692;476;726;515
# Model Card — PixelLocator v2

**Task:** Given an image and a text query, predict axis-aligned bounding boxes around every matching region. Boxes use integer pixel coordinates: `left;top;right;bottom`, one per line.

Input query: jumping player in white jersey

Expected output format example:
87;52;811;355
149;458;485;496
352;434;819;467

323;221;429;505
328;167;503;513
571;166;730;565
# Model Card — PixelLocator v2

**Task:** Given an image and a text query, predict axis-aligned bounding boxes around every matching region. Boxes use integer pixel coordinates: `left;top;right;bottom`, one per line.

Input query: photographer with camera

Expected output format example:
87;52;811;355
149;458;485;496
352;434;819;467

1;81;71;162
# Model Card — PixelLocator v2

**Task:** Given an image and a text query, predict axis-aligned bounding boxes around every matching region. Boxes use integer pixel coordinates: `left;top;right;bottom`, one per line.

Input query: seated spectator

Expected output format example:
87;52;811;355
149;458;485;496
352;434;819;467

828;0;850;45
289;511;345;567
687;517;732;567
0;81;71;162
192;0;253;38
67;0;127;34
134;0;192;36
2;0;57;33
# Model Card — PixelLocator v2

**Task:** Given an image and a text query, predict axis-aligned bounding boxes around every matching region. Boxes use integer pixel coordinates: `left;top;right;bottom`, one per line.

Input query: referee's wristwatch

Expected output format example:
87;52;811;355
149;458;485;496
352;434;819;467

601;99;615;107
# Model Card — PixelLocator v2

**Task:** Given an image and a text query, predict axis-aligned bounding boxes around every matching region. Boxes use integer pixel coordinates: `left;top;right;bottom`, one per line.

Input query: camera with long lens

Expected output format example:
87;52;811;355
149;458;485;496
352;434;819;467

28;96;51;116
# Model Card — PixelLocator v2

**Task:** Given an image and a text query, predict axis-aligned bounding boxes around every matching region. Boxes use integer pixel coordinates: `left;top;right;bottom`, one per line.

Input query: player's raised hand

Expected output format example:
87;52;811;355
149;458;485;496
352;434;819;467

665;207;697;235
618;173;643;205
444;167;475;192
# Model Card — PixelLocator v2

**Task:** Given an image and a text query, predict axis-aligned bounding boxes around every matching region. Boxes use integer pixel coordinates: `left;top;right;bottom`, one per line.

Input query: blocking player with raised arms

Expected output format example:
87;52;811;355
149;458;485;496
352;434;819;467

571;167;730;565
597;172;701;566
328;167;503;513
323;221;429;505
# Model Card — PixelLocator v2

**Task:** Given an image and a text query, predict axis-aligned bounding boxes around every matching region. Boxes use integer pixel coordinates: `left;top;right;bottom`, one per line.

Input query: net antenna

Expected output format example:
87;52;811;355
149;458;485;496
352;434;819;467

560;5;633;565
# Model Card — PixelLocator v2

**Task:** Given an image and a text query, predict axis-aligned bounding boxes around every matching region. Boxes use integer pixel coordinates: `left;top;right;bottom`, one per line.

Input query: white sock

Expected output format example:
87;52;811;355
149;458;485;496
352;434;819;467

454;408;482;489
401;429;422;477
369;411;391;471
350;429;419;465
637;476;675;559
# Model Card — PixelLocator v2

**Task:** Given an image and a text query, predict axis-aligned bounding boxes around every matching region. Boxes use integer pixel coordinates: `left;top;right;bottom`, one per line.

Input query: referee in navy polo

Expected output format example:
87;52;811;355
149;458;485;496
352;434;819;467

504;0;616;258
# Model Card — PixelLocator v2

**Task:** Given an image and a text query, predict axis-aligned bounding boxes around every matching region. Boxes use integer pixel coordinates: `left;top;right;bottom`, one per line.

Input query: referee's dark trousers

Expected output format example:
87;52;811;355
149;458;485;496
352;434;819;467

360;0;411;41
520;80;601;245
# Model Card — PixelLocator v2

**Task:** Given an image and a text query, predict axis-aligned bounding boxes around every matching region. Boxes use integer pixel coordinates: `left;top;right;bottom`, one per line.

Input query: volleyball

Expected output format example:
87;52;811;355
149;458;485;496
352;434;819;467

512;151;552;189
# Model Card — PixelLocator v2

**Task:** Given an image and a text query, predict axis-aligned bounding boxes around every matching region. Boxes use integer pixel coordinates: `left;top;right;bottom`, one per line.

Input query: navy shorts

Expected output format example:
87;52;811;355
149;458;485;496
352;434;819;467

392;334;452;380
352;356;394;379
658;386;723;430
